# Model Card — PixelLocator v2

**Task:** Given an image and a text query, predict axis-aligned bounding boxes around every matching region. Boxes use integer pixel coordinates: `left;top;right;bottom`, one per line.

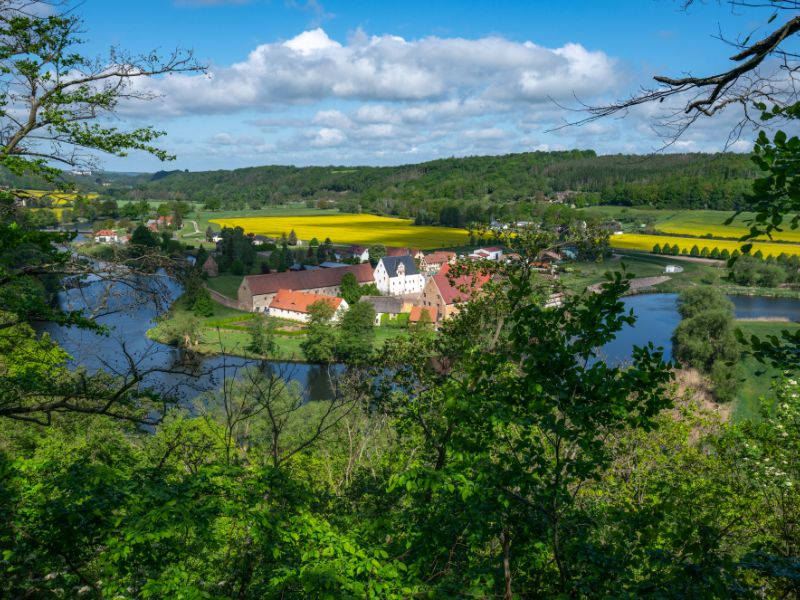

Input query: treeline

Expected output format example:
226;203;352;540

3;151;759;222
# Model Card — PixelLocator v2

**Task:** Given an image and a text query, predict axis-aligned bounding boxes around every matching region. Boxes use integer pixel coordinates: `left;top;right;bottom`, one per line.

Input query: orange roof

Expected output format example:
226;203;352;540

269;289;343;314
424;250;456;264
409;306;437;323
95;229;116;236
433;264;491;305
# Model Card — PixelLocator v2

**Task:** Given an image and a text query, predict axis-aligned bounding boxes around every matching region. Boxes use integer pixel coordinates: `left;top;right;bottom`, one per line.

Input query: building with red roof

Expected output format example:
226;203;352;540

268;289;348;323
238;262;373;312
419;264;491;323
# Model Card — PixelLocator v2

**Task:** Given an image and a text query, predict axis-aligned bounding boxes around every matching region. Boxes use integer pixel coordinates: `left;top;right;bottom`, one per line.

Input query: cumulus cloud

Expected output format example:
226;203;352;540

124;28;621;116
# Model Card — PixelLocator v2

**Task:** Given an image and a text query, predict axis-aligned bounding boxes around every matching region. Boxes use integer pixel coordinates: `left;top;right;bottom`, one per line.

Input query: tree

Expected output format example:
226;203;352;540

690;244;700;257
288;229;298;246
652;243;662;254
130;224;158;247
337;301;375;364
247;314;277;357
368;244;386;267
0;1;202;423
575;2;800;145
205;225;214;241
300;300;337;363
677;287;734;320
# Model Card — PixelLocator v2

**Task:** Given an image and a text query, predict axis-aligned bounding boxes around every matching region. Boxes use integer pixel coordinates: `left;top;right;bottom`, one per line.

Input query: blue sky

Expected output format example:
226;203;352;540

71;0;785;171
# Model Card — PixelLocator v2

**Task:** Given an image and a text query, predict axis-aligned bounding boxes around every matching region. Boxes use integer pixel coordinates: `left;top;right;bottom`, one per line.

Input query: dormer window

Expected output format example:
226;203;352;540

397;263;405;276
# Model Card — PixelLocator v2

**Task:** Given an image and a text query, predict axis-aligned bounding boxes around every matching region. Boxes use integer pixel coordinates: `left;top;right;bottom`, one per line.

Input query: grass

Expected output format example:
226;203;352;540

206;275;246;299
208;214;470;249
148;294;410;361
610;232;800;257
734;320;800;422
559;253;724;293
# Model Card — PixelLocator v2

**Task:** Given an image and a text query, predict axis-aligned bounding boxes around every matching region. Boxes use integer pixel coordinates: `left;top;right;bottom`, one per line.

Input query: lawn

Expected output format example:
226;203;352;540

209;214;471;249
734;320;800;422
559;253;724;293
610;232;800;257
206;274;246;299
148;294;411;361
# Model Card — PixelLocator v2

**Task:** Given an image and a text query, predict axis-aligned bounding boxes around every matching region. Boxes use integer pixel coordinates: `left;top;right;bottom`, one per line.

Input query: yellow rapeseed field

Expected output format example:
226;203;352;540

24;189;99;205
611;233;800;257
209;214;470;249
653;210;800;243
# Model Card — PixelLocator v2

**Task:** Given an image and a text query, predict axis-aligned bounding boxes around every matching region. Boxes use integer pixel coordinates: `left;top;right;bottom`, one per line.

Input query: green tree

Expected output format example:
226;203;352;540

247;314;277;357
690;244;700;257
337;301;375;364
368;244;386;266
652;242;662;254
300;300;337;363
130;224;158;247
677;287;734;319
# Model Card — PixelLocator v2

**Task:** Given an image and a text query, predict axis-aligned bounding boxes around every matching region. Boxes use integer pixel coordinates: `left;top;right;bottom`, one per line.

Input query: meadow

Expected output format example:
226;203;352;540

610;232;800;257
209;214;471;249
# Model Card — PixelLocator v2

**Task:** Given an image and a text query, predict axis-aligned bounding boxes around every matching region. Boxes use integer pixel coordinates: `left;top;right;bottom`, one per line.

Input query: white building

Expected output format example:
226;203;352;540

374;255;425;296
468;246;503;261
94;229;119;243
268;289;348;323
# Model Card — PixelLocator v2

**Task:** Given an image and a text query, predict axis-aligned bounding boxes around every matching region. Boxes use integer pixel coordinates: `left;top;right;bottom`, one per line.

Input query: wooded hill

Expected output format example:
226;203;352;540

6;150;759;216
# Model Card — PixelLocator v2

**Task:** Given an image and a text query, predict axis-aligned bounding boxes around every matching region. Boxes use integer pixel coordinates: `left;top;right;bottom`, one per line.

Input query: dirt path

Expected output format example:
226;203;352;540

588;275;671;293
182;220;201;237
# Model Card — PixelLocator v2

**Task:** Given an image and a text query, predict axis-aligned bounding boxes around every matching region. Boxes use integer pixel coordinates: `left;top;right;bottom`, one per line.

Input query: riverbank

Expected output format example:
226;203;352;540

147;294;410;361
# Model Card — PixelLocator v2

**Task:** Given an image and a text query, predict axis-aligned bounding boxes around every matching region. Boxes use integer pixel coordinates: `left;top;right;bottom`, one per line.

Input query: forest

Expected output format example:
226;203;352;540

2;150;758;223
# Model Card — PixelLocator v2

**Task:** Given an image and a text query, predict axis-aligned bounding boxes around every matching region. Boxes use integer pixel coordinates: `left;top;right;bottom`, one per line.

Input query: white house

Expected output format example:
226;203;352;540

94;229;119;243
346;245;370;263
374;255;425;296
268;289;348;323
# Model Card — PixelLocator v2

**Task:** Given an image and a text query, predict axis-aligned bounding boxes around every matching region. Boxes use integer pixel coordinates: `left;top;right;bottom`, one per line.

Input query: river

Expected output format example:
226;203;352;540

40;275;800;399
601;293;800;365
39;274;339;402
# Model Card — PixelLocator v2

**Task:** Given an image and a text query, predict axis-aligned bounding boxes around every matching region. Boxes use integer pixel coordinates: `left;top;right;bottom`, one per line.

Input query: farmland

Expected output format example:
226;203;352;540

209;214;471;249
23;189;98;204
610;232;800;257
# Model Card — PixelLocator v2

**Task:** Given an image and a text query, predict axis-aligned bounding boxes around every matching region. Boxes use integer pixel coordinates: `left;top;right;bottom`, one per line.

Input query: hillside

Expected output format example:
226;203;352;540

5;150;759;219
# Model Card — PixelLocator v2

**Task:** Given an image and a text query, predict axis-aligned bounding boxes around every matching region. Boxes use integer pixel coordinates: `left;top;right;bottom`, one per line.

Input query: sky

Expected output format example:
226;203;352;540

67;0;791;171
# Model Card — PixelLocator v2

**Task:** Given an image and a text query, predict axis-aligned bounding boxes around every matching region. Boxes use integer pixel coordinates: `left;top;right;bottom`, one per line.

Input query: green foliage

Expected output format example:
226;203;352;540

709;359;742;403
673;288;739;373
300;300;337;363
690;243;700;256
247;314;277;357
336;301;375;364
652;242;662;254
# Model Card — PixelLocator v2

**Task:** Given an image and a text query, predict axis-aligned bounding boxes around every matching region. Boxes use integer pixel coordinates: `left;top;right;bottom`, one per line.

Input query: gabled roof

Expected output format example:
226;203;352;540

94;229;116;236
347;245;368;254
243;262;373;296
432;264;491;305
269;289;343;314
379;255;419;277
361;295;404;314
409;306;437;323
424;251;456;265
202;256;217;268
482;246;503;252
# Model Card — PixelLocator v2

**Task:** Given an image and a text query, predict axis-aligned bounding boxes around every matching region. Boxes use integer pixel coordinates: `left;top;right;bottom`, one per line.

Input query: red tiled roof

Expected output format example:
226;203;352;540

409;305;436;323
244;262;373;296
424;251;456;264
94;229;115;236
433;264;491;305
482;246;502;252
269;289;343;314
385;246;411;257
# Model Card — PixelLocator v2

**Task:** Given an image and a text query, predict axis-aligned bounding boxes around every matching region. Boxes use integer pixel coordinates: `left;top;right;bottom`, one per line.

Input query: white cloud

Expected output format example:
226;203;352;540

123;28;621;116
310;127;346;147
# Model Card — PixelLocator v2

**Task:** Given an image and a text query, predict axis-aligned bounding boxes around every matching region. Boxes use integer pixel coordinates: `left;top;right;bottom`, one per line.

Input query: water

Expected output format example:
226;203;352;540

40;271;800;395
600;293;800;366
38;274;338;402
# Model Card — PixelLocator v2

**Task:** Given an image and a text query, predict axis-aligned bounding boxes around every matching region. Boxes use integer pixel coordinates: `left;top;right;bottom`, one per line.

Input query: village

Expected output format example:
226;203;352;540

207;240;507;326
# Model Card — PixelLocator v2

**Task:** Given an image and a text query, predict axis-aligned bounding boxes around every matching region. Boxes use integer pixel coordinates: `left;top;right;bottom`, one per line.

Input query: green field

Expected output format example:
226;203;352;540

734;320;800;422
148;294;410;361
